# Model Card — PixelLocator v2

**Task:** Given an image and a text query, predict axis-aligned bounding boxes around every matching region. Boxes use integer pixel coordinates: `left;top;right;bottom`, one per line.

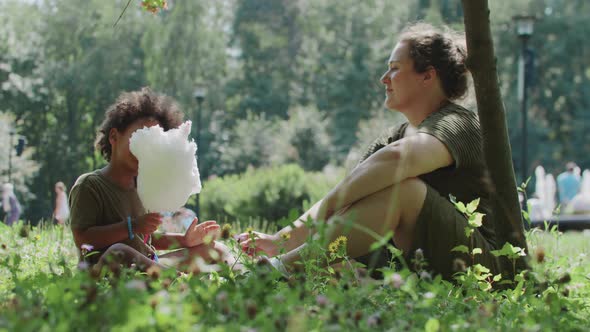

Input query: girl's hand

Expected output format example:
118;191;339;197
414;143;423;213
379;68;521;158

134;213;163;234
183;218;220;247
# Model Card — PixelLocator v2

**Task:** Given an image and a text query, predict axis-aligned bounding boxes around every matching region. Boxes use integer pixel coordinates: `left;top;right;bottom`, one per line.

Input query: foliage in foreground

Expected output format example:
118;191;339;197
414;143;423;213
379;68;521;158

0;221;589;331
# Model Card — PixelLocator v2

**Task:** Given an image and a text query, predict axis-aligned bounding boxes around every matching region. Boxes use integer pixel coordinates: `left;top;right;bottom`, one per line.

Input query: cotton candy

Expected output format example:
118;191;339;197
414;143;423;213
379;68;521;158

129;121;201;212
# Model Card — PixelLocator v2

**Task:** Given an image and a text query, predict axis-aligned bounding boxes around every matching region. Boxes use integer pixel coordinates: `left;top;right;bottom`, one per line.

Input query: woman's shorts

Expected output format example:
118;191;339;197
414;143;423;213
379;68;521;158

356;184;500;280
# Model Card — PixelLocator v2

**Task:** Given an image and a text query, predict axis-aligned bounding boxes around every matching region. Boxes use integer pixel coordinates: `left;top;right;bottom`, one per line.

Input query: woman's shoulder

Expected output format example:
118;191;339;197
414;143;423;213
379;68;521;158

420;102;479;129
439;103;478;120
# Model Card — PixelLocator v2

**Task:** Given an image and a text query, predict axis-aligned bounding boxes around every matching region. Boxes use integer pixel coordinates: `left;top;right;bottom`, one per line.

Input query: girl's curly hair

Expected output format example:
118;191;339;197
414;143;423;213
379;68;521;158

94;87;184;161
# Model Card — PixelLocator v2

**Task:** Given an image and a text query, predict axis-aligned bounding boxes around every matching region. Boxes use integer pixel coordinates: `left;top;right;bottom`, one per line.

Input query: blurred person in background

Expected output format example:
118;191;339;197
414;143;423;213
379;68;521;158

2;183;21;226
53;181;70;225
557;162;580;207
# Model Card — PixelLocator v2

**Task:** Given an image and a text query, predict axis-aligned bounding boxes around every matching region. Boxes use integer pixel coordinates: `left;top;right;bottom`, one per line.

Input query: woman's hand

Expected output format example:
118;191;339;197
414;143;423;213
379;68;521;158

236;231;281;257
183;218;220;247
133;213;163;234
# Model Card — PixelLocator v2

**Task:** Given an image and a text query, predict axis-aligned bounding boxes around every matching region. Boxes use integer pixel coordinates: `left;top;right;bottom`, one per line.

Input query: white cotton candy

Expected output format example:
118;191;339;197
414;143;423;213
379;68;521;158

129;121;201;212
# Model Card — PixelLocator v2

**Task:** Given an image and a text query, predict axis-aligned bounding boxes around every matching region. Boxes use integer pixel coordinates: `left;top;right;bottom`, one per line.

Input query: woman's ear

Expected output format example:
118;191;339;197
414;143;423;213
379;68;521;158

423;66;437;85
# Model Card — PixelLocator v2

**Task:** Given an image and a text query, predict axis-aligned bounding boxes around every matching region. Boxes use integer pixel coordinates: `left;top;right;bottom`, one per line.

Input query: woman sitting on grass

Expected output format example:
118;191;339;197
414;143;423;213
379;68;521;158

238;23;520;280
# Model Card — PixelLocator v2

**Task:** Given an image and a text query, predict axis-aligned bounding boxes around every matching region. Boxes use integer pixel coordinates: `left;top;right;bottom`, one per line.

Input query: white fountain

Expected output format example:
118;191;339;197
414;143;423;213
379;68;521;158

569;169;590;214
528;166;549;220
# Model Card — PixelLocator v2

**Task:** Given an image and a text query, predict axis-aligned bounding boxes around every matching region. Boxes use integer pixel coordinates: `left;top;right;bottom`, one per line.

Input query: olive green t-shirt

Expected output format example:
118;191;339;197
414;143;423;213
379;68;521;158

69;170;154;262
359;103;496;245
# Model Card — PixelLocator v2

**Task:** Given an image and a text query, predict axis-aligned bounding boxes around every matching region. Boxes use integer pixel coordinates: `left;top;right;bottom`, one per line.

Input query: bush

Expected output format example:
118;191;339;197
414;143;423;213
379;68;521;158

271;105;333;171
214;112;278;175
200;164;340;225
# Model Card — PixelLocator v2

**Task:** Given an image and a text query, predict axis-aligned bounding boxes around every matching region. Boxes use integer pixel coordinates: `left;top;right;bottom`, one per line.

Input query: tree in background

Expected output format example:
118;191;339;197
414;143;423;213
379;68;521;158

141;0;235;180
1;0;589;224
0;113;40;202
229;0;302;120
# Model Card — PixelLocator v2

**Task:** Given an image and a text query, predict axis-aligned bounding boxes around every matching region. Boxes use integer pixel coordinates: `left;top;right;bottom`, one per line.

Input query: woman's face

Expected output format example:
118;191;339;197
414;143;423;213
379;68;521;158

380;41;426;111
110;117;160;174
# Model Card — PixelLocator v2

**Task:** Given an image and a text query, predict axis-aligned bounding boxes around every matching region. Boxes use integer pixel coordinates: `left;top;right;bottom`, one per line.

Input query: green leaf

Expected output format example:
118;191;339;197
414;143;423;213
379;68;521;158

454;201;466;214
493;273;502;282
468;213;483;228
451;245;469;254
472;248;482;255
466;198;480;214
425;318;440;332
465;227;474;238
491;242;526;259
522;210;530;222
369;231;394;252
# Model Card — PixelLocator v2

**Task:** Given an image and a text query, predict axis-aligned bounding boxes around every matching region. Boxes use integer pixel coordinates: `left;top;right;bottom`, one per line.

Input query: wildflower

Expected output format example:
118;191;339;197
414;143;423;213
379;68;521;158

419;271;432;281
352;310;363;323
245;299;257;319
77;261;90;271
367;313;382;328
453;258;467;272
161;278;172;289
149;297;159;309
221;224;232;240
146;265;161;280
216;291;228;303
274;318;287;330
557;273;571;284
141;0;168;14
414;248;424;261
316;294;329;307
328;236;347;254
33;234;41;242
125;280;147;291
81;244;94;252
535;247;545;263
18;225;29;238
385;272;404;289
423;292;435;299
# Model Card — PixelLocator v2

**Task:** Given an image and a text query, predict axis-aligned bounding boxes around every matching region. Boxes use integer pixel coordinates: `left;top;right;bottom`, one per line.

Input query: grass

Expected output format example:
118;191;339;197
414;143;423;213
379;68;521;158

0;221;589;331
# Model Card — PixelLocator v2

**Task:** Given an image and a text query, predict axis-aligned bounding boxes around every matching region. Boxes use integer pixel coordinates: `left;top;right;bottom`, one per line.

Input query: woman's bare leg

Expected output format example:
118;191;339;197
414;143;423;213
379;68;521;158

280;178;427;268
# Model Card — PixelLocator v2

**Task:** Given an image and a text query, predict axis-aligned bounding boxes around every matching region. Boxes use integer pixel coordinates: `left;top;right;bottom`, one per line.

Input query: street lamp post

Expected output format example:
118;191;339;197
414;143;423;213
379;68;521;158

513;15;536;184
193;86;207;215
7;129;15;183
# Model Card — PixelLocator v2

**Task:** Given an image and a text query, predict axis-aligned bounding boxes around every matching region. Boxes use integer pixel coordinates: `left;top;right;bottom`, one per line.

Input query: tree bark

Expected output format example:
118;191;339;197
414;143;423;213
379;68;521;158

461;0;529;278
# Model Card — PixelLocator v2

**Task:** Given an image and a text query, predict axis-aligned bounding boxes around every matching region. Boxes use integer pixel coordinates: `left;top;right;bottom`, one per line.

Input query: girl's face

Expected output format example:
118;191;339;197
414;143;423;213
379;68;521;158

109;117;160;175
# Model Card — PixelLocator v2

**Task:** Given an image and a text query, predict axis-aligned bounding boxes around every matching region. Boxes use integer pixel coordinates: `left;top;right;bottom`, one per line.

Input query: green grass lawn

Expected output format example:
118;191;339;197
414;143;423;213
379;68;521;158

0;222;588;331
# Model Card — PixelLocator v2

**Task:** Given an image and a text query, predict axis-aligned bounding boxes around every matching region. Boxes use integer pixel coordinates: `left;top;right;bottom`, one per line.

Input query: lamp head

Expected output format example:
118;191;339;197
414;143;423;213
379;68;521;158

194;86;206;104
512;15;536;38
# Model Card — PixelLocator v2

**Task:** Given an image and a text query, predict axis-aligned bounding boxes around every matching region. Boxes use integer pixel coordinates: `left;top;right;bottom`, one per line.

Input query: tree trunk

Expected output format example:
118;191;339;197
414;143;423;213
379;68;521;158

461;0;529;278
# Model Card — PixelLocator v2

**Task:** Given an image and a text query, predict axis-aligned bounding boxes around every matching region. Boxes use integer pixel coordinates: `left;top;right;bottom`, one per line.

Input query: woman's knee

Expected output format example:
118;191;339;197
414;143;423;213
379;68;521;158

397;178;427;208
398;177;427;194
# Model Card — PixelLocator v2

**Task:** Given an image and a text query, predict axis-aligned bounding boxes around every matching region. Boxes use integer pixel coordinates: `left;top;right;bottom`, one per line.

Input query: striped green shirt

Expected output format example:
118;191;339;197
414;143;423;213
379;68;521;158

359;103;496;244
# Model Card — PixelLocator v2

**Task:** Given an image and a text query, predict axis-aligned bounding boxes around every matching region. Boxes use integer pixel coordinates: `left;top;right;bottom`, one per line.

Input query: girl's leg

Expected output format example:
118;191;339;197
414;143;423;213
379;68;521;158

94;243;161;272
159;241;238;272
